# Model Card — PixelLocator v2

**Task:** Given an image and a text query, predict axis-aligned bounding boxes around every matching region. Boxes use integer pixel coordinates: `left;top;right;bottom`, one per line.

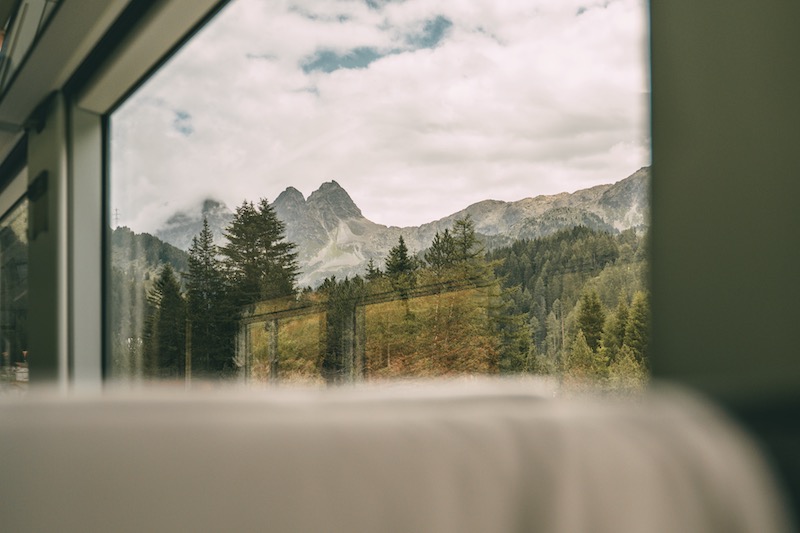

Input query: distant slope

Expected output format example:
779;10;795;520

109;227;190;363
112;226;189;279
414;166;649;242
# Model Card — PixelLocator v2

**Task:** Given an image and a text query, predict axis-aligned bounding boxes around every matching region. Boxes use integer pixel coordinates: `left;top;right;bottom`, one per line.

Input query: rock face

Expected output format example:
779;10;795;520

421;166;650;242
272;180;392;287
155;167;650;288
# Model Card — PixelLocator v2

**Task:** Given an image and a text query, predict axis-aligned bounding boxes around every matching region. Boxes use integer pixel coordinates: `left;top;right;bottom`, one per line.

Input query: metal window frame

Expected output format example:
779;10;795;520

0;0;229;388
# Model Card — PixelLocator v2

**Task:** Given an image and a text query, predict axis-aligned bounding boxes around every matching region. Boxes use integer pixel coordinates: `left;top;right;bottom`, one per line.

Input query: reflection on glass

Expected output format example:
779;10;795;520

109;0;651;394
0;197;28;394
0;0;60;91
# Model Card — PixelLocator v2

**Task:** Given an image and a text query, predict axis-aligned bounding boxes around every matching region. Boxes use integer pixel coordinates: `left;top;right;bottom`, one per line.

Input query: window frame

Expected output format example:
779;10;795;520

0;0;232;387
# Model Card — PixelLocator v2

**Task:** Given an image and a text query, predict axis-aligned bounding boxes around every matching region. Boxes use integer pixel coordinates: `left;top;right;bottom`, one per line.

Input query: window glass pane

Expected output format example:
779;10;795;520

109;0;650;394
0;0;61;92
0;192;29;395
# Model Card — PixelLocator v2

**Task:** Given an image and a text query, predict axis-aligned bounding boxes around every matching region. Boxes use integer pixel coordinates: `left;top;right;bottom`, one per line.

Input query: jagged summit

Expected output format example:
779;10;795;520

274;181;362;220
307;180;363;219
274;186;305;205
317;179;344;191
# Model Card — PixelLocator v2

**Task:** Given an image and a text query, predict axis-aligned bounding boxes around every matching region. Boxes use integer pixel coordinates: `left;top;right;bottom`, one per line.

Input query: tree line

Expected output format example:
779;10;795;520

487;225;650;391
124;197;649;392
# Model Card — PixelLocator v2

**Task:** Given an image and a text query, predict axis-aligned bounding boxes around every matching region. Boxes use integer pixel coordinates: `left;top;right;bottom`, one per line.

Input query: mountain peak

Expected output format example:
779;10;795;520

274;186;306;205
201;198;227;213
319;180;343;190
308;180;362;219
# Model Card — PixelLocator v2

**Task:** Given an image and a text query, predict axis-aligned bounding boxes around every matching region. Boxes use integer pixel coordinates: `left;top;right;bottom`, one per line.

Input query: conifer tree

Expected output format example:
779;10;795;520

601;299;629;362
577;290;605;352
365;258;382;281
385;235;414;274
497;311;532;373
624;290;650;366
452;214;483;263
143;263;186;377
564;330;608;385
385;235;417;299
531;277;547;350
424;229;456;273
607;344;647;394
319;276;366;383
186;218;234;374
545;309;561;360
220;198;299;305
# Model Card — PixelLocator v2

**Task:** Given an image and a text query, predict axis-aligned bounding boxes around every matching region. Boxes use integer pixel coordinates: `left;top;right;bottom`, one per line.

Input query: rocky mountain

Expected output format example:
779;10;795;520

112;226;189;277
417;166;649;243
155;198;233;252
272;181;394;287
154;167;649;288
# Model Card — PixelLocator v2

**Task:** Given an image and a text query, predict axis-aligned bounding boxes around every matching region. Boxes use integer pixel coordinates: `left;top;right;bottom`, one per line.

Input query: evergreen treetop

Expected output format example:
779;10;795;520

186;218;235;374
144;263;186;377
220;198;299;304
425;229;456;272
452;215;483;263
600;299;629;362
577;290;605;352
385;235;415;275
384;235;417;300
365;258;383;280
624;290;650;366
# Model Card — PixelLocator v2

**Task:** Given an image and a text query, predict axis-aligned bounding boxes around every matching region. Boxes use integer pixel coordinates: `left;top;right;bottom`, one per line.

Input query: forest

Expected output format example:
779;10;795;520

110;197;649;393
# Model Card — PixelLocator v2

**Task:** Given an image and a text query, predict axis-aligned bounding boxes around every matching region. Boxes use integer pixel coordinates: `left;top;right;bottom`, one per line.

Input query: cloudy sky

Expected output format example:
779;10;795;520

110;0;649;232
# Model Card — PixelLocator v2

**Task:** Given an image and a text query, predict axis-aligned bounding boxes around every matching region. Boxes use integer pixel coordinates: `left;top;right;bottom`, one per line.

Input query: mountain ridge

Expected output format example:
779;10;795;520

154;167;650;287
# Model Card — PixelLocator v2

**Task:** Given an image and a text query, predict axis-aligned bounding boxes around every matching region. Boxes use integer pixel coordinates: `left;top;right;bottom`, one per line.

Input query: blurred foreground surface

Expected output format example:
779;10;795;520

0;380;793;533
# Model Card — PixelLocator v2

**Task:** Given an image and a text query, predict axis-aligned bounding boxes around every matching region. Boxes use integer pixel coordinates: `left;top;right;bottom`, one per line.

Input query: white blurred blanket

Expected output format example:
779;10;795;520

0;381;792;532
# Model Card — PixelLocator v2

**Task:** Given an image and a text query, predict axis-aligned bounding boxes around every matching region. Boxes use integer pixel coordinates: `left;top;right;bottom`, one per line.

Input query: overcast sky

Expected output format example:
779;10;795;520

110;0;649;232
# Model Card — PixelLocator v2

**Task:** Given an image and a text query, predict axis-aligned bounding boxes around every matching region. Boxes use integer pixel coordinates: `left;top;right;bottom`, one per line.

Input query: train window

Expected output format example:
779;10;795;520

108;0;650;393
0;167;28;395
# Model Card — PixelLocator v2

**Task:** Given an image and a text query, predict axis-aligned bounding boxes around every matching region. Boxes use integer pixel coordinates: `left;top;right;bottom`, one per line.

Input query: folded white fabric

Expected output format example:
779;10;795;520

0;381;792;533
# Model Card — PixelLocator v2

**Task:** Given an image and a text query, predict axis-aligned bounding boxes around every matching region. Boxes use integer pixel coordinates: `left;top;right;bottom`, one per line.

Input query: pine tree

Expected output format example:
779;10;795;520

385;235;413;274
497;310;532;373
424;229;456;273
220;198;299;305
143;263;186;377
577;290;605;352
365;258;383;281
564;330;608;386
319;276;366;383
186;218;234;374
385;235;417;299
623;290;650;366
543;298;567;365
530;277;547;351
452;215;483;263
607;344;647;394
601;299;629;362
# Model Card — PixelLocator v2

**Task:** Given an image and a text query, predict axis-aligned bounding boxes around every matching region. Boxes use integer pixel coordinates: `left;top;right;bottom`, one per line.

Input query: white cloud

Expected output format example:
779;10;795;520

111;0;650;232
